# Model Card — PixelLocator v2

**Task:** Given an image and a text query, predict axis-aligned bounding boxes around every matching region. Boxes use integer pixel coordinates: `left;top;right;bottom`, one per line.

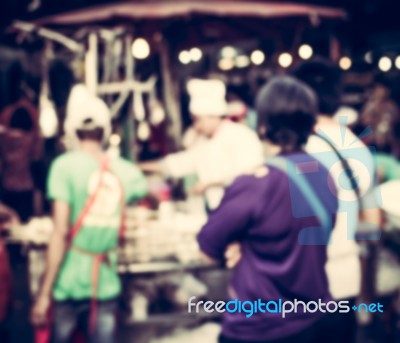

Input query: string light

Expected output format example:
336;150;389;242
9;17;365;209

250;50;265;65
278;53;293;68
179;50;191;64
236;55;250;68
378;56;392;72
131;38;150;59
190;47;202;62
218;58;235;71
339;57;352;70
298;44;313;60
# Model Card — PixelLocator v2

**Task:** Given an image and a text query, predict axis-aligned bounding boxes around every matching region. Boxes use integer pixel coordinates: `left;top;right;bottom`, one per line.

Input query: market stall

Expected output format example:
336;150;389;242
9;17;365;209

1;1;351;342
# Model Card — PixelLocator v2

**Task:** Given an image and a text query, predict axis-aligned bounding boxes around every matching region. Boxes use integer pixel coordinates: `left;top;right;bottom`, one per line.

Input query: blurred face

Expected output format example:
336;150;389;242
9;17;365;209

192;116;223;137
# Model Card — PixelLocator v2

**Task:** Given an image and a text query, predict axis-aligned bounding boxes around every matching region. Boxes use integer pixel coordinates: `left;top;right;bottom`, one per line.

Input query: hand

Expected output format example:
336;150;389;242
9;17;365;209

190;182;208;195
0;205;20;231
31;295;51;326
224;242;242;269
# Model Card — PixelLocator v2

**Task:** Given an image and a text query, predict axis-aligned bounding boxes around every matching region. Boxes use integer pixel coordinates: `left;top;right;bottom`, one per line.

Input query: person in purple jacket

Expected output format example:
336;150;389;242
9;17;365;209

198;76;339;343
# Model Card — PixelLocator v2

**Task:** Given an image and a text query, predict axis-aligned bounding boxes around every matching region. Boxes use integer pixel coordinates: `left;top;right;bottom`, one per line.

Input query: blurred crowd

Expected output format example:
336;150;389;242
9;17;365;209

1;56;400;343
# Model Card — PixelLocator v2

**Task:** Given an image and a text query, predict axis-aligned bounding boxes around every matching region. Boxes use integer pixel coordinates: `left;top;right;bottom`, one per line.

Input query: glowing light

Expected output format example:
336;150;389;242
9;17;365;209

364;51;373;64
190;47;202;62
131;38;150;60
278;53;293;68
395;56;400;70
378;56;392;72
236;55;250;68
221;46;237;59
250;50;265;65
298;44;313;60
218;58;235;71
339;57;352;70
179;50;191;64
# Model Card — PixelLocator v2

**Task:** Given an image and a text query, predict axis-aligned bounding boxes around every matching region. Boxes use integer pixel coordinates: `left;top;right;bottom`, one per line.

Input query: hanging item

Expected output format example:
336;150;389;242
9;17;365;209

148;86;165;125
137;121;151;141
134;90;146;121
39;96;58;138
150;103;166;126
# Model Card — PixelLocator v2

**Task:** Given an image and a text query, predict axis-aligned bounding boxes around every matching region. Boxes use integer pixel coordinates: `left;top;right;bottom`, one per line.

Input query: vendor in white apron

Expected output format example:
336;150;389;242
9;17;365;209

140;79;264;211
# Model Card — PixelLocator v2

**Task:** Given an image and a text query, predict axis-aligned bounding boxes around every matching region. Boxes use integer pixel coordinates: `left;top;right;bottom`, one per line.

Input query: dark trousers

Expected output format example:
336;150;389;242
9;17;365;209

330;297;357;343
51;299;117;343
219;313;340;343
1;190;34;223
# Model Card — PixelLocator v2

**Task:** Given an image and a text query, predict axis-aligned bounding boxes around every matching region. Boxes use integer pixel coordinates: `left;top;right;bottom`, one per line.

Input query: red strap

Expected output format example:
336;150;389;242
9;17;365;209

117;181;127;242
69;157;109;241
66;154;127;334
89;254;104;333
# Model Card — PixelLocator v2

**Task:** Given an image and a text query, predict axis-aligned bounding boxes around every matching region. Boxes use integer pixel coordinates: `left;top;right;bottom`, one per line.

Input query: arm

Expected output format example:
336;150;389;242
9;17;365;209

197;176;256;261
31;200;70;325
126;164;149;202
0;203;20;230
139;160;163;174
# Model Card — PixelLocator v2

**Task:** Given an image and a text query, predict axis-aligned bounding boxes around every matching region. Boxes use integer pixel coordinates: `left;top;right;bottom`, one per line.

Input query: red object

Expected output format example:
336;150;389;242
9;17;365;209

0;239;12;321
68;155;126;334
35;326;51;343
159;187;171;202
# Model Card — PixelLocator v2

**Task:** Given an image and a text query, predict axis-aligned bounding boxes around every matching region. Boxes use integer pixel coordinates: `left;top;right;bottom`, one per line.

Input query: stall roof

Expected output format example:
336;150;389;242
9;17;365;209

34;1;347;26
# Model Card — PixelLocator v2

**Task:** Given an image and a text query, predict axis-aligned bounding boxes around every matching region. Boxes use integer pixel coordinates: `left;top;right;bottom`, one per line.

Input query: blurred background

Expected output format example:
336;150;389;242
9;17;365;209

1;1;400;343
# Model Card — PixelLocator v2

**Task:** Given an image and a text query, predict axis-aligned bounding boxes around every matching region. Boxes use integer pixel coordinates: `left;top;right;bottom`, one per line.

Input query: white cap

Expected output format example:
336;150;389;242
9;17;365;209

187;79;227;117
64;84;111;145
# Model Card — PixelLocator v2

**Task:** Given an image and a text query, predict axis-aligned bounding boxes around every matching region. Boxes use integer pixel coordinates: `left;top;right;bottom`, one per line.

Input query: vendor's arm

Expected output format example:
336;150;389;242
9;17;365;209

31;156;71;326
139;148;198;179
197;175;256;262
159;148;198;179
124;163;149;202
139;159;163;174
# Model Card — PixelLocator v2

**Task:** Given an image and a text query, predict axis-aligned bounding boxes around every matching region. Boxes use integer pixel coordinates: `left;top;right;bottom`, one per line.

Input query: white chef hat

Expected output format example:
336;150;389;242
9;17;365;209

64;84;111;146
187;79;227;117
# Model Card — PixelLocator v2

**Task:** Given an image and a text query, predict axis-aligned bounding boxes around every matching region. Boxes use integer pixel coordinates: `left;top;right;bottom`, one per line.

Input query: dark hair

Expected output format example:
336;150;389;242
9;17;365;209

292;57;341;116
9;108;33;132
256;76;317;151
76;128;104;142
76;118;104;142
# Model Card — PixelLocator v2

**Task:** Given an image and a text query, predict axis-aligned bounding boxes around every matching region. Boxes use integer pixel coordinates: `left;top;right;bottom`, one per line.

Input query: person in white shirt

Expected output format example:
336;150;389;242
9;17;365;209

294;58;381;343
140;78;264;211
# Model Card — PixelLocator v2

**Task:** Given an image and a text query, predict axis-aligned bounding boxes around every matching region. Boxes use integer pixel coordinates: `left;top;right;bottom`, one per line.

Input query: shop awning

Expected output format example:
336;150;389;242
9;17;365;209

34;1;347;26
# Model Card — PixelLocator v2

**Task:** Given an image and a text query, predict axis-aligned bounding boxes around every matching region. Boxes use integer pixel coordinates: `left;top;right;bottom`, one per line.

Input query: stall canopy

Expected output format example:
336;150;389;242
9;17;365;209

34;1;347;26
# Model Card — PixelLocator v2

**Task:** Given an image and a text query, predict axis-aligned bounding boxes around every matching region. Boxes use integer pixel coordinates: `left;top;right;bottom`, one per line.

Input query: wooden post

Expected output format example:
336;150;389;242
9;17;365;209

124;34;136;161
159;39;182;151
85;32;98;95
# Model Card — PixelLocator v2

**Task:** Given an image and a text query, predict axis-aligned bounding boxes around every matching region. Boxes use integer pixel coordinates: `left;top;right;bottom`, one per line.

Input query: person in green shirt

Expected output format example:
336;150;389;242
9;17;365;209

375;152;400;183
31;95;147;343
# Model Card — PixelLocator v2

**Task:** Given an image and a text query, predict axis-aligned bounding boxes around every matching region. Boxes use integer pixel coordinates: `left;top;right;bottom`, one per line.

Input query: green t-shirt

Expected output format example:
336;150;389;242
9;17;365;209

47;151;148;301
375;153;400;182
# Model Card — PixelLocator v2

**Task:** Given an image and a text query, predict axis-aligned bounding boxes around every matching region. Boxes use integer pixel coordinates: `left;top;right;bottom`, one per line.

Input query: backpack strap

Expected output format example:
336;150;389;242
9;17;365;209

267;156;331;244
